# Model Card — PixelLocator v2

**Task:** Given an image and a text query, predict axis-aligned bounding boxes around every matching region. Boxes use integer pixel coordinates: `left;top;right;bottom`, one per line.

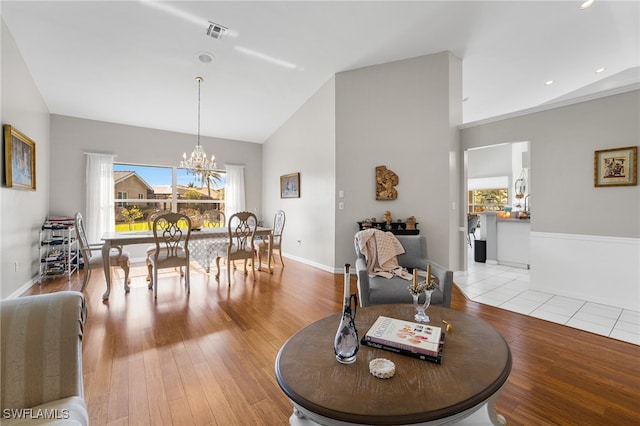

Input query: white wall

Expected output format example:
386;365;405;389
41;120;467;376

1;20;51;297
262;78;336;272
461;90;640;310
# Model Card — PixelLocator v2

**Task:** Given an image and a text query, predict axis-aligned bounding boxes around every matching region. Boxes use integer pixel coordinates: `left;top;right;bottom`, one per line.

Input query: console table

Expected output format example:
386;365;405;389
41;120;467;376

357;221;419;235
275;304;511;425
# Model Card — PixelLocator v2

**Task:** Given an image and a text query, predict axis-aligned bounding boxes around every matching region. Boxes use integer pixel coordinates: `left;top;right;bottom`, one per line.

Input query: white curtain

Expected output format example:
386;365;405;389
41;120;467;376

86;153;115;244
224;164;246;223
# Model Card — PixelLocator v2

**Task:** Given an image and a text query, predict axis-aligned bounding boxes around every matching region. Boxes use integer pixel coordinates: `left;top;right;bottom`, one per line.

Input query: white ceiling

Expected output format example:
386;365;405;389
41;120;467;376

2;1;639;144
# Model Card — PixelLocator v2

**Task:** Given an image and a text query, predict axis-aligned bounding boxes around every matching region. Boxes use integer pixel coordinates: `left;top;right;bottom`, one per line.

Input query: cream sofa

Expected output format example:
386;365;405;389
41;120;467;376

1;291;88;425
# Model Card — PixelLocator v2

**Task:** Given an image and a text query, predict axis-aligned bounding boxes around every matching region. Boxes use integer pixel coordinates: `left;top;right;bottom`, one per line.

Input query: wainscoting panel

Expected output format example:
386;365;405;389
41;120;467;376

530;232;639;311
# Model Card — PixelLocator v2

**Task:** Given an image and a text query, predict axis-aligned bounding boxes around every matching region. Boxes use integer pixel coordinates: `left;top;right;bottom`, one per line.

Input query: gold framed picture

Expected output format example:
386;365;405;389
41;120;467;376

4;125;36;190
280;173;300;198
594;146;637;187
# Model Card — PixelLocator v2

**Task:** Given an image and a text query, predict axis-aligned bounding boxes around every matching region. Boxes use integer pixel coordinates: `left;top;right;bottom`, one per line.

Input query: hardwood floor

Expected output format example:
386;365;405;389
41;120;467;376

25;259;640;425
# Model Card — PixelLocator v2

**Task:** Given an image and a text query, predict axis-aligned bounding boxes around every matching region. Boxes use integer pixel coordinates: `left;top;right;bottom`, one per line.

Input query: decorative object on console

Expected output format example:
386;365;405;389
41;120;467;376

179;77;222;189
406;216;417;230
594;146;637;187
280;172;300;198
357;220;419;235
376;165;399;200
3;124;36;190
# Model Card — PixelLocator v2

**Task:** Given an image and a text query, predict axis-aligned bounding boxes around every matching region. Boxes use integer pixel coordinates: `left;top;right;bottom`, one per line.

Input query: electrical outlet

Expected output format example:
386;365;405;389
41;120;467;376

14;261;19;272
339;202;344;210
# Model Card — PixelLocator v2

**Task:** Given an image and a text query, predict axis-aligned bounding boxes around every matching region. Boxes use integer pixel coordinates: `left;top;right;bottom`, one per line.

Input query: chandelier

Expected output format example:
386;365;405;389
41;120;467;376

180;76;216;179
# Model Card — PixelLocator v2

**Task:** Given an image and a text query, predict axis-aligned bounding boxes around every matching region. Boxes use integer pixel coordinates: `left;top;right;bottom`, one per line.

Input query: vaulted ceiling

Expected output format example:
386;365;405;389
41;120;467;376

2;1;638;143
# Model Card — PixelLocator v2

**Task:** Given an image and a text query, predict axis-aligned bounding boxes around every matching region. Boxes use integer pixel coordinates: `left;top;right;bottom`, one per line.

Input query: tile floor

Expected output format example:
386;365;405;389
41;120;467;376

454;244;640;346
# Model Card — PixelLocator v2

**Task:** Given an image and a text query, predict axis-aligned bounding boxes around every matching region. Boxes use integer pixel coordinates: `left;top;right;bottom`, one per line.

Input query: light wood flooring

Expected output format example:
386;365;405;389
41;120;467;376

26;259;640;425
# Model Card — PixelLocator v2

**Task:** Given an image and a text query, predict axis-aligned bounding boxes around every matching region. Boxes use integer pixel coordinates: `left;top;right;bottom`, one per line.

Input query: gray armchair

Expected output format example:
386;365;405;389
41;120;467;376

355;234;453;308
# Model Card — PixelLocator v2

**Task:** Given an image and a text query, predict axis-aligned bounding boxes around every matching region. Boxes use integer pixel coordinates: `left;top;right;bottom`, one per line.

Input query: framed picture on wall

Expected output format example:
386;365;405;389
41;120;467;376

594;146;637;187
4;125;36;190
280;173;300;198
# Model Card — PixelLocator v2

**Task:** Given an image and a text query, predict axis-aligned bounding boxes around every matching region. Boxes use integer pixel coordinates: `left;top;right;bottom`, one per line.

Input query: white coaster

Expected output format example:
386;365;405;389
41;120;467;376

369;358;396;379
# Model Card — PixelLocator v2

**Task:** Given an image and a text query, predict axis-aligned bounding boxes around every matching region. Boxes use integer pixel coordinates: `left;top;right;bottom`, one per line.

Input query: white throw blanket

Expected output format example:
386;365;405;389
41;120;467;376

355;229;412;280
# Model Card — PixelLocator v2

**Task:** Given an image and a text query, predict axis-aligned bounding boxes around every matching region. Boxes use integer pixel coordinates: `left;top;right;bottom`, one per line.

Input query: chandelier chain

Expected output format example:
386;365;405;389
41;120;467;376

197;76;201;147
180;76;216;180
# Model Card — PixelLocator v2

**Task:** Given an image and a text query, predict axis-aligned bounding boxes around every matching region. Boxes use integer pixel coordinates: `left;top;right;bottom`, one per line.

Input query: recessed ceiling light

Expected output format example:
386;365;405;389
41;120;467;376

197;52;215;64
545;80;554;86
595;67;606;73
580;0;596;10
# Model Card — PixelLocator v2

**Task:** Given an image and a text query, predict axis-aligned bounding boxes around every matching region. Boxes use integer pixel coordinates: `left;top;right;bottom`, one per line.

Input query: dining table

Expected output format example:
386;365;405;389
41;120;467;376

100;226;273;300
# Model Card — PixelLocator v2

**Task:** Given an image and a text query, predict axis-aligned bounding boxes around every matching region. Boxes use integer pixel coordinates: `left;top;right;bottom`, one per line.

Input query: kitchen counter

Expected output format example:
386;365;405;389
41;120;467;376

476;212;530;269
496;219;530;269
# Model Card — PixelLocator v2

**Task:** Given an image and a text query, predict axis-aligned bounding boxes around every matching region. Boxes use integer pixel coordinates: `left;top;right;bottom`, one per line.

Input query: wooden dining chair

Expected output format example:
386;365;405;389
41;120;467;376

148;212;191;298
74;212;131;292
255;209;285;269
215;211;257;285
145;210;185;281
203;209;225;228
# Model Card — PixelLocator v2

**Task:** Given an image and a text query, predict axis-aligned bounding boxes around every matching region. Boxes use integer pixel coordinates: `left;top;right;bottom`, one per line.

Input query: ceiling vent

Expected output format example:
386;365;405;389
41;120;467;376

207;21;227;39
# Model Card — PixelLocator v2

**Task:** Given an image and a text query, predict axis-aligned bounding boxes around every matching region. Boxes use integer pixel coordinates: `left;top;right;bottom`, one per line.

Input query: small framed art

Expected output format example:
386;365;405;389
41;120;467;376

4;125;36;190
280;173;300;198
594;146;637;187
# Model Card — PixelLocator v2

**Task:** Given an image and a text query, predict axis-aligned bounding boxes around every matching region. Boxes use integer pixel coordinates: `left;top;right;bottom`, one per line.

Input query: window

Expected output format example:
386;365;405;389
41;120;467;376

113;163;226;232
116;191;128;207
468;188;509;213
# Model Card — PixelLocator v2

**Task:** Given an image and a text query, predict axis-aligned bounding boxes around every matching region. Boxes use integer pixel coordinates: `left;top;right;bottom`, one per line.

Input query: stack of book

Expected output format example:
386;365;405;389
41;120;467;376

43;216;75;230
361;315;445;364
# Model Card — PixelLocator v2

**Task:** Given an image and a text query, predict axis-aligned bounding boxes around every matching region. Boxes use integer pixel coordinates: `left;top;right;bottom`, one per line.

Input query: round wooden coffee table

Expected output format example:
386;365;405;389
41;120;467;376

275;304;511;425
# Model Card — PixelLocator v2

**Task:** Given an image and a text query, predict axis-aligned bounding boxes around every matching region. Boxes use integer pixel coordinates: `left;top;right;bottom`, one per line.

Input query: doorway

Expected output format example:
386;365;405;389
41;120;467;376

462;141;530;270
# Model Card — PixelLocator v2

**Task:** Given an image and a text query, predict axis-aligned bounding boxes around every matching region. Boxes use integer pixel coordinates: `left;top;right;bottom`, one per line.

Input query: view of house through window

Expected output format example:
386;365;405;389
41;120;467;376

113;163;226;232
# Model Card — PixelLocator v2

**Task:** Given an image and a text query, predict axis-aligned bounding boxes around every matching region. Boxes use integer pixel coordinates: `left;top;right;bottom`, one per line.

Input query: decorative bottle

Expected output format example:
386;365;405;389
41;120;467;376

334;264;359;364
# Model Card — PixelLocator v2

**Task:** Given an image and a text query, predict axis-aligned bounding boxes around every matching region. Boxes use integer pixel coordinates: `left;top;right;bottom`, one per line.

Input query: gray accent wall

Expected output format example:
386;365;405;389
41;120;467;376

461;90;639;310
262;77;337;272
461;90;639;238
1;21;51;297
49;115;263;221
264;51;463;272
335;52;462;270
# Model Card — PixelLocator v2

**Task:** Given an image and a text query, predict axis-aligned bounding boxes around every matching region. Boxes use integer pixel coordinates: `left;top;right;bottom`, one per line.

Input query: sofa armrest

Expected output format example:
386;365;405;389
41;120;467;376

1;291;86;412
355;256;372;307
